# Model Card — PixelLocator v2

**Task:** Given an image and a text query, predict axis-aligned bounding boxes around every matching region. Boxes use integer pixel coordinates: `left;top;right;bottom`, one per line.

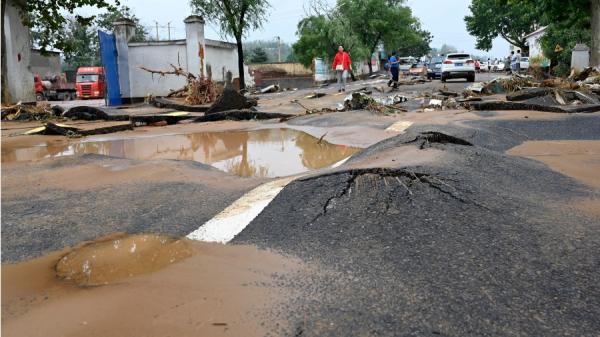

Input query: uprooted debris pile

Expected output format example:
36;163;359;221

140;63;218;105
206;88;258;114
1;103;62;121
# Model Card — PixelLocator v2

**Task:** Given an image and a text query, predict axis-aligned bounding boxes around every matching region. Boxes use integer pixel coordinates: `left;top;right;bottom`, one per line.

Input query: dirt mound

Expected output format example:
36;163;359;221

206;88;258;114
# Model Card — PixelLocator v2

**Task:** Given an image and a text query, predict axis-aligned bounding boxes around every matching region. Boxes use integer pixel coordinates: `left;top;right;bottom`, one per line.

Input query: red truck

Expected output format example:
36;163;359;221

34;73;77;101
76;67;106;99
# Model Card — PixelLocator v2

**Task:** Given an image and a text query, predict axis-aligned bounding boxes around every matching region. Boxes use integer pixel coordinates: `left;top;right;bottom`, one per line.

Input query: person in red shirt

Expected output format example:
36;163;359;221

332;45;352;92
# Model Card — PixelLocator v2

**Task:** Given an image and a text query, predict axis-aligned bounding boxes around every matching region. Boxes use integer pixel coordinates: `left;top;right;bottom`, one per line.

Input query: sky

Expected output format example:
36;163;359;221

76;0;510;58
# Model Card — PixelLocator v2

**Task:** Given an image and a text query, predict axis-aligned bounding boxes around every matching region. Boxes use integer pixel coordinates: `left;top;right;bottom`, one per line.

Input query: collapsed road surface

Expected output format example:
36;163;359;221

2;75;600;336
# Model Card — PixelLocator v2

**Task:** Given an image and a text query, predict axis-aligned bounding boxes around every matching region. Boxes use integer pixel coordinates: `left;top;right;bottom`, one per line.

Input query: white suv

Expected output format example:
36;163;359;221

441;53;476;82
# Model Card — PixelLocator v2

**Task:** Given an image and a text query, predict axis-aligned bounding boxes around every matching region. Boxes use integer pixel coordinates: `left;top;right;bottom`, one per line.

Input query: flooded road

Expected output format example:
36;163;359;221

1;128;359;178
2;235;303;337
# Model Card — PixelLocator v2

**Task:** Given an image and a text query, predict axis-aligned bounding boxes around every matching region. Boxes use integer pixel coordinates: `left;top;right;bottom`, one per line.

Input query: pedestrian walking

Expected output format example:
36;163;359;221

332;45;352;92
388;51;400;88
515;50;522;73
510;51;516;74
487;58;492;72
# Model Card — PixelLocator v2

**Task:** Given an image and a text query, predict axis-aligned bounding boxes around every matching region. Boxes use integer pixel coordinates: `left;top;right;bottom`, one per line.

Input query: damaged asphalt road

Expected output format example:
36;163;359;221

1;155;265;262
234;115;600;336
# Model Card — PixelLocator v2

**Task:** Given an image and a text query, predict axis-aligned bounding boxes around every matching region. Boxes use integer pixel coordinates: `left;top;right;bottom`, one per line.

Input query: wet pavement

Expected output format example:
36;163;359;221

2;128;359;178
2;74;600;337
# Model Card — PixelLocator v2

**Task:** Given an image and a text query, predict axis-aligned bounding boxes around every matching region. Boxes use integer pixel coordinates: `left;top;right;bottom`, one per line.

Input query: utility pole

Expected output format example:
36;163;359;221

167;22;172;40
155;21;159;41
276;36;281;63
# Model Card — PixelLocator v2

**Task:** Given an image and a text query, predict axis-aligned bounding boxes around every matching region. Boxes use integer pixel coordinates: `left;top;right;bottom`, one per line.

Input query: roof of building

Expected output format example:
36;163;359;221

524;26;548;39
205;39;236;49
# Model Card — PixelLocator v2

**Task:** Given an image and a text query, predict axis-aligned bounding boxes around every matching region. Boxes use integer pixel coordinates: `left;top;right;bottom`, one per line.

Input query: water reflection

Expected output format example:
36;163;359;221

2;129;359;178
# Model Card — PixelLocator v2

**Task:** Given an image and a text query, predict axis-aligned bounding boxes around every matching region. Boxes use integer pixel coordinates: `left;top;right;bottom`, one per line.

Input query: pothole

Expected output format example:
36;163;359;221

55;233;192;287
2;128;359;178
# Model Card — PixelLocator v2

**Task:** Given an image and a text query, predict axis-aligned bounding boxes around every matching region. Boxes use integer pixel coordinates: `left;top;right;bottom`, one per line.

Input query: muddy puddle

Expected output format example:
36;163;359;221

507;140;600;189
2;128;359;178
55;233;192;286
2;234;303;337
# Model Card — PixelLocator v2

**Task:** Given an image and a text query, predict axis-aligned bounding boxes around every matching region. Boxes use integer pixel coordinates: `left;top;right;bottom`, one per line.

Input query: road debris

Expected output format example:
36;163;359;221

305;92;327;99
61;106;129;121
206;88;258;114
140;63;218;105
194;110;293;122
1;103;59;121
260;84;280;94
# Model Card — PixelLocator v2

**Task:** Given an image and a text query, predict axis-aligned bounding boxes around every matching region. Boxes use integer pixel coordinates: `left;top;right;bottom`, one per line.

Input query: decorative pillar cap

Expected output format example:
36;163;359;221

184;15;205;24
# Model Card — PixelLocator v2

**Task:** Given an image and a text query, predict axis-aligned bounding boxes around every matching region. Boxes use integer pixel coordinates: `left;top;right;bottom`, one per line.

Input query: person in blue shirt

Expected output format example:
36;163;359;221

388;51;399;88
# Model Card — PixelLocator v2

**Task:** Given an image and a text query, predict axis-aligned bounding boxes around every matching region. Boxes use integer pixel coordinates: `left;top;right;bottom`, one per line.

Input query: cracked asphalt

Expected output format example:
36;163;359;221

2;88;600;336
234;115;600;337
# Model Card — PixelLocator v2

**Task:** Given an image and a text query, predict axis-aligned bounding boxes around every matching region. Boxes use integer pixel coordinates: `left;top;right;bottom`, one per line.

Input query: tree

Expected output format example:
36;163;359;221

62;16;101;70
96;5;148;42
293;0;429;73
292;15;343;68
249;47;268;63
190;0;270;90
337;0;427;74
465;0;539;52
513;0;597;70
1;0;117;103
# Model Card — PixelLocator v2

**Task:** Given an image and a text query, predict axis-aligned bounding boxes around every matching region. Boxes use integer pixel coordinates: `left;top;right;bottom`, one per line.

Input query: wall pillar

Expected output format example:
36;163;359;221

3;0;35;103
184;15;206;78
113;19;136;100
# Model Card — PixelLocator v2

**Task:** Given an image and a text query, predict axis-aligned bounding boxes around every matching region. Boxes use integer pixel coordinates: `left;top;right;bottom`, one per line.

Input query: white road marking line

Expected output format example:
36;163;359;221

385;121;413;133
187;155;356;243
186;177;296;243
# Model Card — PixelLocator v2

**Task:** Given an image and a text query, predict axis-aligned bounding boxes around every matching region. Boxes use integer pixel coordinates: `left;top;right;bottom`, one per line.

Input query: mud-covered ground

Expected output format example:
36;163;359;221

2;74;600;336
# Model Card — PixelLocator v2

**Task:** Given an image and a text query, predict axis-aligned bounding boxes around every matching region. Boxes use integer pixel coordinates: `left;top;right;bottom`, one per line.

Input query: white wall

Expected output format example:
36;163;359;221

128;42;188;98
206;45;238;82
3;1;35;103
527;34;544;58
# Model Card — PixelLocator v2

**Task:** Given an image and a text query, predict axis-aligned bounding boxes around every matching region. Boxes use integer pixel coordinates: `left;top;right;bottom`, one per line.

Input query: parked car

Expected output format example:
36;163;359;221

520;57;530;70
441;53;476;82
427;56;444;79
398;57;417;74
409;63;427;76
492;62;505;72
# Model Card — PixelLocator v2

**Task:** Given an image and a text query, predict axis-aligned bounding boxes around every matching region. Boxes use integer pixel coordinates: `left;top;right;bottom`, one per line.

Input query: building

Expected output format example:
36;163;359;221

30;49;62;78
112;15;252;102
524;26;548;58
2;0;35;103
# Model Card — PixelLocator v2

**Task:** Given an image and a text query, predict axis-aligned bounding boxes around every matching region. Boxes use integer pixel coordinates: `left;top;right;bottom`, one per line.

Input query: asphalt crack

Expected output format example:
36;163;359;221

305;168;489;224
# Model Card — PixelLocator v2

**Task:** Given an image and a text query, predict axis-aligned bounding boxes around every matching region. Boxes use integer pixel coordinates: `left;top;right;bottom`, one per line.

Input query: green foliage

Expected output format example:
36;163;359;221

96;5;148;42
61;16;101;70
190;0;269;40
292;0;430;71
292;15;338;68
14;0;118;54
537;0;591;70
249;47;268;63
465;0;538;51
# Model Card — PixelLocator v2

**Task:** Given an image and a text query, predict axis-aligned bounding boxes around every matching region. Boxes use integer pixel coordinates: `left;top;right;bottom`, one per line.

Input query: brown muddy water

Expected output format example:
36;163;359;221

2;234;303;337
2;128;359;178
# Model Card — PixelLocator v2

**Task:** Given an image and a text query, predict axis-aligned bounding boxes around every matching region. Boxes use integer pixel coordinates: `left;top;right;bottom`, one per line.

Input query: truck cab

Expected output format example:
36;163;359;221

76;67;105;99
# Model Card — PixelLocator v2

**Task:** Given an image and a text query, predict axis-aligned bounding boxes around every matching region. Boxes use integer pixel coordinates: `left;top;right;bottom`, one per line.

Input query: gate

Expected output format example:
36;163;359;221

98;30;121;106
